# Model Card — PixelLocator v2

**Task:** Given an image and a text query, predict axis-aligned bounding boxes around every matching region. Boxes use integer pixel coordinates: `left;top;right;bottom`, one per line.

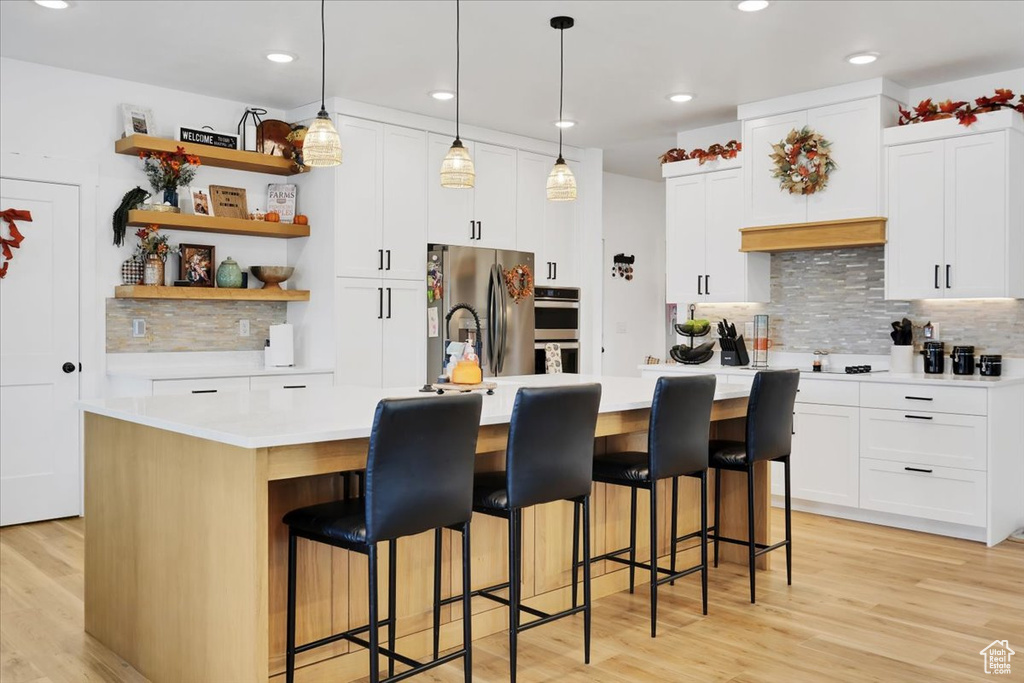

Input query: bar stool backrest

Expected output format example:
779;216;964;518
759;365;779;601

745;369;800;463
648;374;717;480
506;384;602;509
365;394;483;543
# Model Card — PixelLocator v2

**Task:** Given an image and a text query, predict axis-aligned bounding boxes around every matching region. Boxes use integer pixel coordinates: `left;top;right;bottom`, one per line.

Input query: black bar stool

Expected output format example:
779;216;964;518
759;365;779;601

575;374;717;637
445;384;601;683
708;368;799;604
283;393;483;683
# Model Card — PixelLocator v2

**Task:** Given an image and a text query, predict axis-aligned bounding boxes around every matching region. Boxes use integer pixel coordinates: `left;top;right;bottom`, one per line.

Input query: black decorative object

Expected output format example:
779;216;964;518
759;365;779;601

670;304;715;364
611;253;635;280
112;186;150;247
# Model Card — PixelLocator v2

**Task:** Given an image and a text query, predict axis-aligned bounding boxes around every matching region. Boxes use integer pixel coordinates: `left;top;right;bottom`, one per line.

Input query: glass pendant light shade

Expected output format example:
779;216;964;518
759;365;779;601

304;111;342;167
546;157;577;201
441;138;475;188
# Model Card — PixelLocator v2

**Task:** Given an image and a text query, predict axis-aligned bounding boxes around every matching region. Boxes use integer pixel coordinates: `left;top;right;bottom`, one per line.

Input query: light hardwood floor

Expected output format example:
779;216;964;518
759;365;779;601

2;511;1022;682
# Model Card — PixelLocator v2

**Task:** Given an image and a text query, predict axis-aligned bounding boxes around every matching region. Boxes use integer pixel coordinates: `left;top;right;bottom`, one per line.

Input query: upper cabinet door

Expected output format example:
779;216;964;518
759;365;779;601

885;140;945;300
515;150;548;259
743;110;808;227
543;159;580;286
336;117;384;278
382;279;427;388
383;125;427;281
472;142;518;250
704;169;748;303
427;133;476;246
944;132;1007;298
665;174;707;304
806;98;882;222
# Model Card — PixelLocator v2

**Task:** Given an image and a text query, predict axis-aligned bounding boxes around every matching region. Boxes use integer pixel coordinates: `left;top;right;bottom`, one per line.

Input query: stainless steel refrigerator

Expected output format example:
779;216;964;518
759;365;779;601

427;244;536;381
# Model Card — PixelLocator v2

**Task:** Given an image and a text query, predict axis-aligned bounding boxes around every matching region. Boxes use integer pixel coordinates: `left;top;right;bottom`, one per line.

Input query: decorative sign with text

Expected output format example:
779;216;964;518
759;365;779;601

177;126;239;150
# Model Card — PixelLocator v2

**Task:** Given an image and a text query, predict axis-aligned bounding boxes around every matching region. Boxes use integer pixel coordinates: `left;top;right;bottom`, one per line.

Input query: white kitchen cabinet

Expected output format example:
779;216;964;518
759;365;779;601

860;459;986;528
742;110;808;227
665;166;769;304
516;151;580;286
427;134;517;249
885;113;1024;299
151;377;252;396
860;408;987;471
335;277;426;389
788;403;861;507
383;125;428;281
249;374;335;391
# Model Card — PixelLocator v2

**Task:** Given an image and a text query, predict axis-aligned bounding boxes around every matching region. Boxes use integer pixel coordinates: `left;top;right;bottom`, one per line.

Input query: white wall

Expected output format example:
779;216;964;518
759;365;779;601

676;121;742;151
601;172;665;377
906;68;1024;105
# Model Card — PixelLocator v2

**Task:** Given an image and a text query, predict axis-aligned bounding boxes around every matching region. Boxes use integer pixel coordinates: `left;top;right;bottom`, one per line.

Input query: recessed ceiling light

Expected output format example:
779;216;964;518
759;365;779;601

736;1;770;12
430;90;456;101
846;52;879;65
265;52;296;64
554;120;576;129
668;93;695;103
34;0;70;8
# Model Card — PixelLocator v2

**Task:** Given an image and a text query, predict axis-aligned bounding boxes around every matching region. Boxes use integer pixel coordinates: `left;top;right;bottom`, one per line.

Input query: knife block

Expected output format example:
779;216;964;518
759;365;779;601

720;335;750;366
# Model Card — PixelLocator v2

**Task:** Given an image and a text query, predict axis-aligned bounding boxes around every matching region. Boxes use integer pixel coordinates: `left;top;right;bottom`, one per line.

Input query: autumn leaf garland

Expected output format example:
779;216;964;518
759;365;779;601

659;140;741;165
898;88;1024;127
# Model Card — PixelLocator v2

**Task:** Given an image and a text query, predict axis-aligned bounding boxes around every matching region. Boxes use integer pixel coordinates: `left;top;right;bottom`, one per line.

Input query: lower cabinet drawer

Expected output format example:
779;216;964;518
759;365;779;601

859;458;985;527
860;408;987;471
249;373;334;391
795;378;859;407
151;377;251;396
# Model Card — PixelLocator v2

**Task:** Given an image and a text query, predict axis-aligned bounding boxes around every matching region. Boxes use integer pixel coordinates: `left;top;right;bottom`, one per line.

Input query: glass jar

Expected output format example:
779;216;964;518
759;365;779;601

142;254;164;286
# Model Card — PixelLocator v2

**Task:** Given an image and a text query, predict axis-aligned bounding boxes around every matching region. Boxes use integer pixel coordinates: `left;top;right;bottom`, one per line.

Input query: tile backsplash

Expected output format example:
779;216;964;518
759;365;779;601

106;299;287;353
694;247;1024;357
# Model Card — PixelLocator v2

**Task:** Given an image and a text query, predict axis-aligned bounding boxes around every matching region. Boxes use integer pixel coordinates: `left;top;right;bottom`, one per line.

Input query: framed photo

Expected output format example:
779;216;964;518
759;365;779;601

179;243;215;287
120;104;154;138
209;185;248;219
180;186;211;216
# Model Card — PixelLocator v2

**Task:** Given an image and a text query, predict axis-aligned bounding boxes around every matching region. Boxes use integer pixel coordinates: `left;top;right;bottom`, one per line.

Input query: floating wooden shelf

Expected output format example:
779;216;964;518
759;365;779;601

114;286;309;302
740;217;887;253
127;210;309;239
115;134;307;176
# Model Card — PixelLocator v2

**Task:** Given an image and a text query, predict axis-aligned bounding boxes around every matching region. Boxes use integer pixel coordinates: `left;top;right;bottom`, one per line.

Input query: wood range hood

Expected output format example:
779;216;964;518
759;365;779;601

739;216;887;253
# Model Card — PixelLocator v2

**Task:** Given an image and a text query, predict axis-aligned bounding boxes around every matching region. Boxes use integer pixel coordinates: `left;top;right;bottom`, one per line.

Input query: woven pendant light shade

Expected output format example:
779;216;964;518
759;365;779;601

546;157;577;201
441;139;475;188
304;113;342;167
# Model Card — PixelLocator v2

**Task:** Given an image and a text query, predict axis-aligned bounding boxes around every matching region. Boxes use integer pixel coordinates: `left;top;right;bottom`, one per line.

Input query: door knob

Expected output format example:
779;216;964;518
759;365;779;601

62;362;76;374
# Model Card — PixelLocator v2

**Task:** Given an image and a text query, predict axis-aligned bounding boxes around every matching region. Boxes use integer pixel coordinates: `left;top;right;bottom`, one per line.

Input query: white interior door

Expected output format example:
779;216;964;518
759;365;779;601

0;178;80;526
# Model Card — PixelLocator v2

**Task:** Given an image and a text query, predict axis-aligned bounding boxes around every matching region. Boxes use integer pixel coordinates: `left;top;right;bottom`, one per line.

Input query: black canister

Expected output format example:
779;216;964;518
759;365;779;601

979;354;1003;377
951;345;976;375
923;341;945;374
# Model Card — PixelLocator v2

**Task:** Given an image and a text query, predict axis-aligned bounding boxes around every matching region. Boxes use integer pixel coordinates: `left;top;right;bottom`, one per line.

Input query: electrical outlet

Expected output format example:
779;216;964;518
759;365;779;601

132;319;146;338
744;322;754;339
239;319;250;337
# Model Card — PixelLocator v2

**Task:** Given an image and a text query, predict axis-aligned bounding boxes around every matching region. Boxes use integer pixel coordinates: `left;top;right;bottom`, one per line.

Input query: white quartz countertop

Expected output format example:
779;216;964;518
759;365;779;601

79;374;750;450
638;364;1024;388
106;365;334;380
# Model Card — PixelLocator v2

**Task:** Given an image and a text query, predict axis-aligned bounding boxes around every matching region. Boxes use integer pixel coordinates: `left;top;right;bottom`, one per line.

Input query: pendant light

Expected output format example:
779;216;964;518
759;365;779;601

303;0;342;167
547;16;577;201
440;0;475;188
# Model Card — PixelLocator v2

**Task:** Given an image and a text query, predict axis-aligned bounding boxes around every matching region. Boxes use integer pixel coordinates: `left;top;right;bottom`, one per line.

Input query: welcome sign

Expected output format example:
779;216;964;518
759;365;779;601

177;126;239;150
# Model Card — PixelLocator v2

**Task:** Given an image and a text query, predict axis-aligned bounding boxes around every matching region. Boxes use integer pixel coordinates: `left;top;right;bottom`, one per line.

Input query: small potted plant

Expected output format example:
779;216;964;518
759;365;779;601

139;146;201;211
135;224;173;286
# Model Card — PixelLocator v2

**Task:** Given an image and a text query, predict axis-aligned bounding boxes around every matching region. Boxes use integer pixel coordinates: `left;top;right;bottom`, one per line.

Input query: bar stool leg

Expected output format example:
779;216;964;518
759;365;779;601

571;501;580;609
368;543;381;683
433;528;443;659
747;465;756;604
628;487;637;594
507;510;520;683
582;496;592;665
461;522;473;683
285;531;297;683
649;483;658;638
784;455;792;586
388;539;397;678
669;477;679;586
700;471;708;616
713;469;721;569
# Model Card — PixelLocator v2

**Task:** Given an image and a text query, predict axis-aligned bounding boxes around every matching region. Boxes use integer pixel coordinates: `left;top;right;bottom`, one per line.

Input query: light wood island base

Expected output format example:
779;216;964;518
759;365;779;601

84;397;767;682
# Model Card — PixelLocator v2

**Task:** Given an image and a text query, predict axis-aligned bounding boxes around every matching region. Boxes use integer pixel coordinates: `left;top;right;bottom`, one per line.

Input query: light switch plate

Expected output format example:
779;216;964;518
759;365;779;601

132;319;146;338
239;319;250;337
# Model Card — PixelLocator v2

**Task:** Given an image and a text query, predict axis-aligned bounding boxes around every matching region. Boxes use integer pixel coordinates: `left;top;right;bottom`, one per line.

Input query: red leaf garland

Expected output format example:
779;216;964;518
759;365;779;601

899;89;1024;127
659;140;742;165
0;208;33;279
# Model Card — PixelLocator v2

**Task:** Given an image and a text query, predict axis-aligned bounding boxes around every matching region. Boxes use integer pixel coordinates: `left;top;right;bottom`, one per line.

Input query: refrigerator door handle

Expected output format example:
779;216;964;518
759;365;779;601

486;266;498;373
497;264;508;373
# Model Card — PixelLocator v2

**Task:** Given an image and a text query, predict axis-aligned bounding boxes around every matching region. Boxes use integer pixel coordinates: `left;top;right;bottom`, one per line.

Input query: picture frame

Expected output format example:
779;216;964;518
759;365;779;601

120;104;155;138
180;186;211;216
208;185;248;219
179;243;215;287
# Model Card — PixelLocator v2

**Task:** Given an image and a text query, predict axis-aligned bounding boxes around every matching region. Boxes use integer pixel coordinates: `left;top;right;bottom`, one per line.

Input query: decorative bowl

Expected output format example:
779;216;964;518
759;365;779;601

249;266;294;290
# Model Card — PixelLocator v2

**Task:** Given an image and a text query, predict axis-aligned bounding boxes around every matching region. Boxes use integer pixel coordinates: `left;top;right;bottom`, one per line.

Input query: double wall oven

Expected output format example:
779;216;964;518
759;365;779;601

534;286;580;374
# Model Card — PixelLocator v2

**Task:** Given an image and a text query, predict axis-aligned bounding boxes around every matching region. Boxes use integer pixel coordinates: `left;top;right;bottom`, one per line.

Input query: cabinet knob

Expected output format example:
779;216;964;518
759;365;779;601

62;362;76;374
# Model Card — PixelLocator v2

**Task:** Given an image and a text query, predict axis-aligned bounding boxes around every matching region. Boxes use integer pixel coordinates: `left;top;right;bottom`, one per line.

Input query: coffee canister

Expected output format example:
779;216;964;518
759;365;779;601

979;354;1002;377
950;345;976;375
923;341;945;374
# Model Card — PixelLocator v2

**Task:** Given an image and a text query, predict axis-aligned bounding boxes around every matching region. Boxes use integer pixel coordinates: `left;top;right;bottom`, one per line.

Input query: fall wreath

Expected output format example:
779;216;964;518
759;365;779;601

504;263;534;304
770;126;836;195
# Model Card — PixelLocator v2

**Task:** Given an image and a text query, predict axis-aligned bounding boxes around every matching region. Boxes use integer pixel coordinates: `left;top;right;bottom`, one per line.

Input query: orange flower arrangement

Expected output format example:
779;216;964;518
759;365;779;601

140;146;201;192
134;224;173;261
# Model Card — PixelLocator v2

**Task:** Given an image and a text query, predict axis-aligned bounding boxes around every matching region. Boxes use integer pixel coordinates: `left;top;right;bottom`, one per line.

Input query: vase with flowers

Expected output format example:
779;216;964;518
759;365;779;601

135;224;173;286
140;146;201;210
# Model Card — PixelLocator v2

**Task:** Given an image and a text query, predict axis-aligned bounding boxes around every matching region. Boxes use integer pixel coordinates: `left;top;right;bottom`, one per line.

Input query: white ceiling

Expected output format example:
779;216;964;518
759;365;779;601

2;1;1023;180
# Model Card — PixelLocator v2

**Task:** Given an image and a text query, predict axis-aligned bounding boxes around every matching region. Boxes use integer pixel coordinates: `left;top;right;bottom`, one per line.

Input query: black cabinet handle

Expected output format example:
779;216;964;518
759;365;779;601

904;466;933;474
283;385;306;390
469;220;475;240
553;262;557;280
934;264;940;289
477;220;482;240
378;287;383;319
385;249;391;271
547;262;552;279
705;274;710;295
378;249;384;271
945;264;951;289
386;287;392;319
905;396;933;401
697;275;703;296
191;389;217;394
904;414;934;420
62;362;76;374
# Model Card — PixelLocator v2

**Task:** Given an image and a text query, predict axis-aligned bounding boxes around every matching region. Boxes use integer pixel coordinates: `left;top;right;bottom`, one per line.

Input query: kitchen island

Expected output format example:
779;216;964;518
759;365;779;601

80;374;762;682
